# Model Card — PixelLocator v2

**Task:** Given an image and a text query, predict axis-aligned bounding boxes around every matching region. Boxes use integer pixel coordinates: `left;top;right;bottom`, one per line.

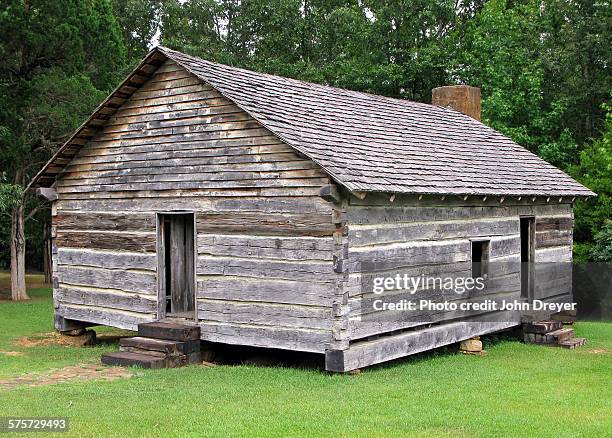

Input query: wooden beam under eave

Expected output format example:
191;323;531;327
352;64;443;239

114;91;132;100
118;85;138;94
140;64;159;75
36;187;57;201
128;74;148;85
351;191;367;200
98;107;116;115
107;97;127;106
319;184;342;203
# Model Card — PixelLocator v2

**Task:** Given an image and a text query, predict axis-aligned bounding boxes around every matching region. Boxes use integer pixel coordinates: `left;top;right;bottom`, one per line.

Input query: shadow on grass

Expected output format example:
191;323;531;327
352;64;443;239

193;327;525;373
192;342;326;371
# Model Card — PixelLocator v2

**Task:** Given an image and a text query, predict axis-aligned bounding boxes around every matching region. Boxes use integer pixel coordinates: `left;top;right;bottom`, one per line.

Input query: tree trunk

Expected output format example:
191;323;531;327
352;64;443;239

11;202;29;301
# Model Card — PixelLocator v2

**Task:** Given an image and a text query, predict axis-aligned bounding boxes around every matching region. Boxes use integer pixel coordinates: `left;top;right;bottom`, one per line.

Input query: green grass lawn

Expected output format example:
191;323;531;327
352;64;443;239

0;280;610;437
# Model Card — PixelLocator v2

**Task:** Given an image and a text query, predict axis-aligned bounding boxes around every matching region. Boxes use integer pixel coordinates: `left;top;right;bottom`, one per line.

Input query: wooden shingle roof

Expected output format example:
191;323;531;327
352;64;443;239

31;46;595;197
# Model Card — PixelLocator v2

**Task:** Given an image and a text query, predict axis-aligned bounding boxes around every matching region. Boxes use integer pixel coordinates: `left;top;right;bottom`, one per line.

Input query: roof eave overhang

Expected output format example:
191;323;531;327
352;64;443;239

344;188;596;199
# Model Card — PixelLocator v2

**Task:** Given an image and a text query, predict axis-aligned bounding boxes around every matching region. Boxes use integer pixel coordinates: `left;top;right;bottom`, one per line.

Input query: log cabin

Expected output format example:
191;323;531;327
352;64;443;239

29;47;594;371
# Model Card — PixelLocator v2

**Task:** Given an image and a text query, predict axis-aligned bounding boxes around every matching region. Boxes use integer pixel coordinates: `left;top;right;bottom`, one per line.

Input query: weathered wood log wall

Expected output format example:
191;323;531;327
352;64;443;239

342;194;574;341
52;60;336;351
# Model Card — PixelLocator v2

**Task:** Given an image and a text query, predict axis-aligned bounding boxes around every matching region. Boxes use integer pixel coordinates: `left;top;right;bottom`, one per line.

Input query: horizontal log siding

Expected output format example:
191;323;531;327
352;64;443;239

52;59;335;344
196;232;335;352
345;197;574;341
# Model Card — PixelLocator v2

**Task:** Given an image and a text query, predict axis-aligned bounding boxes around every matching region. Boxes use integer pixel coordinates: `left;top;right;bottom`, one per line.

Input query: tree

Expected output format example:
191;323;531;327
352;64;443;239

540;0;612;144
571;103;612;249
112;0;164;62
452;0;549;150
160;0;231;63
159;0;459;98
0;181;24;298
590;221;612;262
0;0;127;300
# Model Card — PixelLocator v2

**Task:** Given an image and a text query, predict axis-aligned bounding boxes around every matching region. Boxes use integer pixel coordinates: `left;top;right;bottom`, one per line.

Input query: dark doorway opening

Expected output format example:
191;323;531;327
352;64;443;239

471;240;490;279
520;217;535;300
158;213;195;318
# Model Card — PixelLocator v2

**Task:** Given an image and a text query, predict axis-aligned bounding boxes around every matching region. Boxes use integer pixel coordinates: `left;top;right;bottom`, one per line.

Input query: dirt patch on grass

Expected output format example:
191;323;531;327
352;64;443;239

15;330;133;348
16;332;86;348
0;363;135;390
0;351;25;357
587;348;608;354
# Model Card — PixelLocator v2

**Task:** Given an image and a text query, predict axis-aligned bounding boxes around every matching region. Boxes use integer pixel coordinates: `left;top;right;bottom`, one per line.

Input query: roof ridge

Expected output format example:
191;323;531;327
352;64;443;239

155;45;440;111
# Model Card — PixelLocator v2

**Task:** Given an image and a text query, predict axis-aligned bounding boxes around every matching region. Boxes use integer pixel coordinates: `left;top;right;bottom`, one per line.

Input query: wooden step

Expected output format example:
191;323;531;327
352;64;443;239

548;328;574;343
559;338;587;349
102;350;202;368
138;322;200;341
523;320;563;334
120;337;201;355
119;346;166;357
101;351;167;369
524;328;574;345
524;332;555;344
168;351;202;367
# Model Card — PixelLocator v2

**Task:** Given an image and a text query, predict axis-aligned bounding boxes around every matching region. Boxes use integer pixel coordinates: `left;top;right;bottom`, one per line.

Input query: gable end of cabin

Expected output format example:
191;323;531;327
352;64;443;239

50;59;343;354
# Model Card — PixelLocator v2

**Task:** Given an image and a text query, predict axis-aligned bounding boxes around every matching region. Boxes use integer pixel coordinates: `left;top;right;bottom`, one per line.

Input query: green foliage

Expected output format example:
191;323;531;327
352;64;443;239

0;0;127;183
159;0;459;99
0;0;126;90
540;0;612;144
572;242;593;263
453;0;560;158
160;0;230;63
0;182;23;212
590;221;612;262
112;0;164;62
571;103;612;244
16;70;105;159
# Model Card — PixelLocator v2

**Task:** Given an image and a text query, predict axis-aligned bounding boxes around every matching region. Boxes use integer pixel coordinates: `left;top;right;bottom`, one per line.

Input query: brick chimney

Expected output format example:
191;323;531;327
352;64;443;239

432;85;481;121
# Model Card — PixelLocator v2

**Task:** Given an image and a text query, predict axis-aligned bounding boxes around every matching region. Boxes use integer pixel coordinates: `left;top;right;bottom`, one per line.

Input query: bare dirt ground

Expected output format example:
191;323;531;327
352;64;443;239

0;350;25;357
587;348;608;354
0;363;135;390
15;330;135;348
